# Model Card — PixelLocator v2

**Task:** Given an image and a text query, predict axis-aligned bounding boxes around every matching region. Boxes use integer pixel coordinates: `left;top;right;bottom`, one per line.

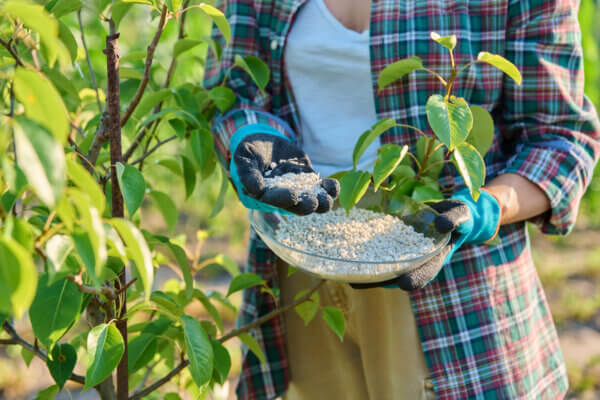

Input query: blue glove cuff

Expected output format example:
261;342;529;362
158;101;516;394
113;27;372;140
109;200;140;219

452;188;501;244
229;124;293;214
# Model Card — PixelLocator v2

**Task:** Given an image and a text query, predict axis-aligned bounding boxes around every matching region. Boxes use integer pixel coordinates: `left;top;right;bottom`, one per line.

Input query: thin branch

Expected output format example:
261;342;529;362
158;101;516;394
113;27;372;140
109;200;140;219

120;6;169;127
66;275;118;300
421;67;447;86
123;0;190;162
0;37;24;67
86;111;110;172
129;360;189;400
0;338;18;345
130;279;326;399
129;135;177;166
78;10;103;113
69;136;97;172
218;279;325;343
2;322;86;385
396;123;427;137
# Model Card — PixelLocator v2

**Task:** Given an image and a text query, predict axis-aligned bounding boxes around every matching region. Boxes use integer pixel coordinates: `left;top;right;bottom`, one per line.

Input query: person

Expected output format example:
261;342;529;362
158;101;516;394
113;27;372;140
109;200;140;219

204;0;600;398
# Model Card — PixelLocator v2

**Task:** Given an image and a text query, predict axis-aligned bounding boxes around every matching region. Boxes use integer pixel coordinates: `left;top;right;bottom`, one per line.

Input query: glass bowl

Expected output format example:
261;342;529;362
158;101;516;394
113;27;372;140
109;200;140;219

248;202;451;284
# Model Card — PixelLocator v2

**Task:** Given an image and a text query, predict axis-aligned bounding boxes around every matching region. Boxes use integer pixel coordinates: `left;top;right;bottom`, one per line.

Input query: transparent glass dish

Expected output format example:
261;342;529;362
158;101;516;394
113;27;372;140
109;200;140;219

248;203;451;284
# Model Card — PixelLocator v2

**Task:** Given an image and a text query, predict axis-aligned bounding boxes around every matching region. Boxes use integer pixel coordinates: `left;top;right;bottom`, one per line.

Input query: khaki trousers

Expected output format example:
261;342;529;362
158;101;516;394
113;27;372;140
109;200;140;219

277;260;436;400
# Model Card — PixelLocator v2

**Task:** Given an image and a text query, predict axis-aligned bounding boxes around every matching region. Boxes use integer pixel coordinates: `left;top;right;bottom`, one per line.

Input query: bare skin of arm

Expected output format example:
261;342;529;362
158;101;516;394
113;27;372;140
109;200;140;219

484;173;551;225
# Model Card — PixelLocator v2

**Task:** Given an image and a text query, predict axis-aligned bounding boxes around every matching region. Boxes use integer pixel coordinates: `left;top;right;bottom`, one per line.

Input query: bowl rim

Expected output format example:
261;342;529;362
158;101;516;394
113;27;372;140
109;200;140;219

248;209;451;265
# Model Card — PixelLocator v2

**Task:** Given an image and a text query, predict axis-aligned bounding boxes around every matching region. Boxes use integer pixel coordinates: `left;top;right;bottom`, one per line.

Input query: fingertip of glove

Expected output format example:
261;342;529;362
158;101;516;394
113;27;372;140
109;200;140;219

316;192;334;213
320;178;340;198
287;194;318;215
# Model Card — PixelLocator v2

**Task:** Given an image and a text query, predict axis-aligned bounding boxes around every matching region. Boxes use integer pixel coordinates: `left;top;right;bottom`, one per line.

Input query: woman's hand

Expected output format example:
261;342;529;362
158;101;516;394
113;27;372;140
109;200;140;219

351;187;502;290
232;133;340;215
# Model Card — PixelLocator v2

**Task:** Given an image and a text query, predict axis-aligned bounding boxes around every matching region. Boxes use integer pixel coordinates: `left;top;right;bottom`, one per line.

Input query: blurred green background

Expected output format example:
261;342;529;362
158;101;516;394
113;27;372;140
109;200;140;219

1;1;600;399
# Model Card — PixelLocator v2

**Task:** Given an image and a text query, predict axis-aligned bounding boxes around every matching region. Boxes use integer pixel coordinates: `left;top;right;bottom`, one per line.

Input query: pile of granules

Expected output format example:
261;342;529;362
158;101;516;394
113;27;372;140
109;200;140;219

263;172;325;197
274;208;435;263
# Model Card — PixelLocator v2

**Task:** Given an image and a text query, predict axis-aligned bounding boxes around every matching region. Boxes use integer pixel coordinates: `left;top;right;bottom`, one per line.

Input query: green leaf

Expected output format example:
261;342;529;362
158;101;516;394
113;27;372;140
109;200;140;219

425;94;473;150
164;393;182;400
116;162;146;217
0;237;37;318
157;158;183;176
165;0;181;12
174;38;204;57
33;385;60;400
239;332;266;365
294;290;320;326
322;306;345;341
84;324;125;390
373;145;408;191
128;334;157;374
430;32;457;51
67;159;105;213
210;166;229;217
151;291;182;317
47;343;77;389
353;118;397;169
3;1;69;67
133;89;172;120
416;136;445;179
21;347;35;367
112;1;133;28
477;52;522;85
467;105;494;156
192;289;224;333
121;0;153;4
234;55;270;94
30;275;82;350
211;340;231;385
208;87;235;113
58;21;78;62
182;315;214;387
227;273;265;297
411;185;444;202
150;191;178;233
68;189;107;283
45;235;74;274
197;4;231;44
49;0;83;17
451;142;485;201
338;170;371;213
13;118;65;207
169;243;193;301
377;56;424;91
110;219;154;300
14;68;69;142
181;155;196;199
190;129;214;173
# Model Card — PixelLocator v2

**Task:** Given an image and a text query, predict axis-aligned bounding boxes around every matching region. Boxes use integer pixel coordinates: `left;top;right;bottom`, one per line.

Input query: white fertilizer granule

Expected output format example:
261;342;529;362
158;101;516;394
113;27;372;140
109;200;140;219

263;172;325;197
274;208;435;265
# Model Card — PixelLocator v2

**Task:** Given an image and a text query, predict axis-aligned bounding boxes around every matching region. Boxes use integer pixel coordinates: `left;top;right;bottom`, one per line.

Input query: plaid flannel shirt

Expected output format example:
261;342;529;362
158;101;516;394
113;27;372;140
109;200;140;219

204;0;600;398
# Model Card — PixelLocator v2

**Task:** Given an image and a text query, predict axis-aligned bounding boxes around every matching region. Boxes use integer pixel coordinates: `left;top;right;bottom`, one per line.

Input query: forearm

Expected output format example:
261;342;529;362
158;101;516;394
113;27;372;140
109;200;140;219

483;173;551;225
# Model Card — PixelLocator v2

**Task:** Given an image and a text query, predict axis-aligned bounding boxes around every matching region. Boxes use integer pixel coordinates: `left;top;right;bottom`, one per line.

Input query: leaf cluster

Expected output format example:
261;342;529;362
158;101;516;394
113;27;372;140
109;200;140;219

338;32;521;214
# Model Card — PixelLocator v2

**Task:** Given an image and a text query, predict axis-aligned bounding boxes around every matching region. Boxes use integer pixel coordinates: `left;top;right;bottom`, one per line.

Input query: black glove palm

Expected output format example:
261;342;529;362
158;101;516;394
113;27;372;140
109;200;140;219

233;133;340;215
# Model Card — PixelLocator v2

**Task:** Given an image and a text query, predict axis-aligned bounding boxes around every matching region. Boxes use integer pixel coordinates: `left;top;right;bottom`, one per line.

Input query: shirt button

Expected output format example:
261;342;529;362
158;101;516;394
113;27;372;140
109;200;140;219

270;39;278;50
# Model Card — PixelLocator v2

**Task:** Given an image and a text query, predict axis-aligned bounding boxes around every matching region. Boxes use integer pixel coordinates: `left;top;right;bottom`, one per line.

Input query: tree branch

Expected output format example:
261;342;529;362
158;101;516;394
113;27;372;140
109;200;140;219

78;10;103;113
120;6;168;128
1;322;86;385
66;275;118;300
129;135;177;167
86;111;110;172
0;37;24;67
130;280;325;399
218;279;325;343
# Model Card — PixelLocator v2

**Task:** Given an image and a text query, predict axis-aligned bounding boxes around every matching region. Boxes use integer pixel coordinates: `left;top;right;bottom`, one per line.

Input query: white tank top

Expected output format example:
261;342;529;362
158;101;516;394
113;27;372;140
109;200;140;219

284;0;380;178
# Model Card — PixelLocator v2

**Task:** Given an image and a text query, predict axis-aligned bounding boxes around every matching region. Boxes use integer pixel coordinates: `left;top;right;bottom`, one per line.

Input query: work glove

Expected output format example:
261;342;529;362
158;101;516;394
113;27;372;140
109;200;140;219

230;124;339;215
351;187;501;291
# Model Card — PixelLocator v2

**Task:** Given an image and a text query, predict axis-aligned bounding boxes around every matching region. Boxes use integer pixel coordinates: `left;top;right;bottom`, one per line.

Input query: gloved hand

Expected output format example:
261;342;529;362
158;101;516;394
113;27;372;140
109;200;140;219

351;187;501;290
230;125;339;215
